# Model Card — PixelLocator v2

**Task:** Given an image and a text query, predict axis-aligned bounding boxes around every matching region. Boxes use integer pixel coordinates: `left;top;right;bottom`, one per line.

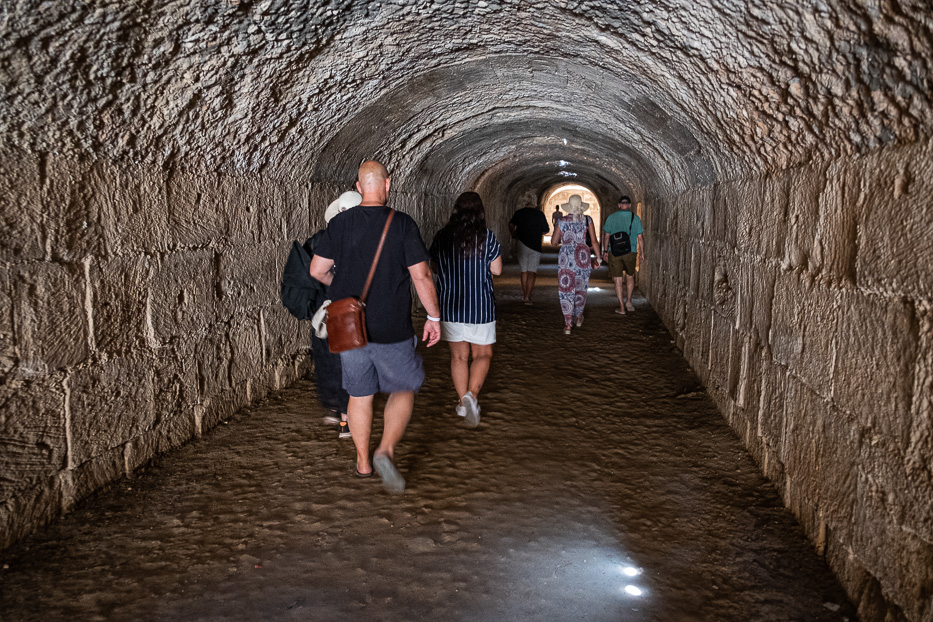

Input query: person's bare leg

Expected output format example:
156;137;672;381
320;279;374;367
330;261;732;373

468;343;493;398
520;272;529;300
625;273;636;307
613;276;625;313
526;272;537;300
374;390;415;461
449;341;470;400
347;395;374;474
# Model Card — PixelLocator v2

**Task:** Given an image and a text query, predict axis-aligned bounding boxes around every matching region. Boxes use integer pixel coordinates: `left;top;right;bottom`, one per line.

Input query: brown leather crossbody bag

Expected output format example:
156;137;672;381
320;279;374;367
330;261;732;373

326;210;395;353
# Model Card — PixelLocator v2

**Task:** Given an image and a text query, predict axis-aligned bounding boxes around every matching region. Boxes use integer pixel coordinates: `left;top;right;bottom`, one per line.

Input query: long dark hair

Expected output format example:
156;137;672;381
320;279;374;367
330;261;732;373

436;191;487;257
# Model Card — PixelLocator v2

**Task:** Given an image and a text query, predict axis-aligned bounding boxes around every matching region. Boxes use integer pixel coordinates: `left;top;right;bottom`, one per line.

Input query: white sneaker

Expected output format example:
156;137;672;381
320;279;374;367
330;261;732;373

625;301;635;312
456;403;466;417
460;391;481;428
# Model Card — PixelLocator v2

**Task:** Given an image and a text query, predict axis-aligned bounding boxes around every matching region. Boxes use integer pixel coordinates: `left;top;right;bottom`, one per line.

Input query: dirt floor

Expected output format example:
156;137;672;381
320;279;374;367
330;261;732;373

0;251;857;621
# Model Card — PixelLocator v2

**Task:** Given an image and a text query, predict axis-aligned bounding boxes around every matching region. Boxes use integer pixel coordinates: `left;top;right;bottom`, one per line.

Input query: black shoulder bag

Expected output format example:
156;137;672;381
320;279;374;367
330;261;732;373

609;212;636;257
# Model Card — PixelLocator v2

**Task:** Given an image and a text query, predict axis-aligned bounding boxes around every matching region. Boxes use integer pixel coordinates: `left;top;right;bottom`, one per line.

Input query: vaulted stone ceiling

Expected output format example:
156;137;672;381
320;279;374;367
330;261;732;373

2;0;930;205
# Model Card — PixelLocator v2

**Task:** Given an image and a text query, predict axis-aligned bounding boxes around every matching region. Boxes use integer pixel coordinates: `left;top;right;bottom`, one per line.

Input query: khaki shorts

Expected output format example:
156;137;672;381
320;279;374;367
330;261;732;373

516;241;542;272
608;251;637;278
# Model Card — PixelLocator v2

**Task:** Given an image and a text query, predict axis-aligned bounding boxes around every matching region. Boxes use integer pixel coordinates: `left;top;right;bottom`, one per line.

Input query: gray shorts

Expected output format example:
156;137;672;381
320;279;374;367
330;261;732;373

516;241;542;272
340;336;425;396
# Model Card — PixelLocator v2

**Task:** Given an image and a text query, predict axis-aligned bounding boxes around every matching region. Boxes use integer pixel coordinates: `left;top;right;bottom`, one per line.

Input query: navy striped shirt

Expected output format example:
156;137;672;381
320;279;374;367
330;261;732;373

430;229;501;324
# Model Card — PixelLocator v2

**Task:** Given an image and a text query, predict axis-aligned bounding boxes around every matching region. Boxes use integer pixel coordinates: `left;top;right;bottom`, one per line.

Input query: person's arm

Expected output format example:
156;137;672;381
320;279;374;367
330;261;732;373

508;222;517;238
489;255;503;276
408;260;441;347
309;255;335;286
637;233;645;262
587;217;601;264
601;227;610;262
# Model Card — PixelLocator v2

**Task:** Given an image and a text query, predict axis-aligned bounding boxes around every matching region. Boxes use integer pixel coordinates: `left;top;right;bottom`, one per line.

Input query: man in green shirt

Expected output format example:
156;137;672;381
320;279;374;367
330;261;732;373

601;196;644;314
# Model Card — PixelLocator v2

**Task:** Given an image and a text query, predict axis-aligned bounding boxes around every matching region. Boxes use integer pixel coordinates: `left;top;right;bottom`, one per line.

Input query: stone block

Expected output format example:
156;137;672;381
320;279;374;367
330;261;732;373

150;250;216;343
0;147;45;261
65;444;125;512
98;164;169;255
710;249;737;321
47;156;106;261
708;311;734;393
683;306;711;384
195;330;231;400
91;255;152;354
833;293;918;446
218;247;279;313
770;271;840;399
126;414;195;474
152;341;199;424
229;313;263;385
0;376;67;499
781;378;858;535
12;262;89;374
734;259;778;345
852;140;933;298
218;174;262;246
259;178;304;242
853;468;933;622
0;477;63;551
711;180;741;250
0;268;14;376
165;169;224;248
262;304;302;369
812;159;856;284
687;185;713;241
68;353;155;465
756;357;788;452
783;164;825;272
904;305;933;543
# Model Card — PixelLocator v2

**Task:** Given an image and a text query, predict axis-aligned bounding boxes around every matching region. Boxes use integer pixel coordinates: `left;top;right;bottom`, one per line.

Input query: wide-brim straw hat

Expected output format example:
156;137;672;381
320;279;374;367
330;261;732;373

324;190;363;223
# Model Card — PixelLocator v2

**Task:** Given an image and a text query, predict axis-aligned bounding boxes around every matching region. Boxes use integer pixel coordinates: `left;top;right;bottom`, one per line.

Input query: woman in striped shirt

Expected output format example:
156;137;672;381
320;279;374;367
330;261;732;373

429;192;503;428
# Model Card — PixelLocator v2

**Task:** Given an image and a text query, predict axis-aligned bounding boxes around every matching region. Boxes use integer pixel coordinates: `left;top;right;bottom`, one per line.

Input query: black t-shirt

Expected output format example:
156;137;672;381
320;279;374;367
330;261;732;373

509;208;550;252
315;205;430;344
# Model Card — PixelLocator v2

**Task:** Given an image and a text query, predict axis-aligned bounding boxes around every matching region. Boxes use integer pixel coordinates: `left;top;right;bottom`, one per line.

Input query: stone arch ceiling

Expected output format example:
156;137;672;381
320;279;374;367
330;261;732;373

1;0;930;202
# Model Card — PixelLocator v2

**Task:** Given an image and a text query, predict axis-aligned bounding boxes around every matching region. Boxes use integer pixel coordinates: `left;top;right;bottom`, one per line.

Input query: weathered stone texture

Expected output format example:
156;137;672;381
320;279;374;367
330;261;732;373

12;262;89;374
0;148;45;262
150;250;216;343
0;377;67;498
647;140;933;621
68;354;156;465
91;255;152;354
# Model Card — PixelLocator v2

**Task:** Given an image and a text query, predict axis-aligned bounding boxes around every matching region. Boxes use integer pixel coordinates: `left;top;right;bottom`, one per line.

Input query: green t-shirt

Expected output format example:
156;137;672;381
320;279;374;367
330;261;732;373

602;210;644;254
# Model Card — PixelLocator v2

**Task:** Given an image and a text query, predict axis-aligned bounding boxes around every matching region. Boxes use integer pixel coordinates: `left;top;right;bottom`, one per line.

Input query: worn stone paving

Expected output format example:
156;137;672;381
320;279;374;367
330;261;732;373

0;258;856;621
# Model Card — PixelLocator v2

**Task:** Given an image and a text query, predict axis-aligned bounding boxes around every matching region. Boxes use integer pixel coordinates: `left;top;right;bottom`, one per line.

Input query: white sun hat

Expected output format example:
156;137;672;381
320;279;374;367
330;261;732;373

324;190;363;223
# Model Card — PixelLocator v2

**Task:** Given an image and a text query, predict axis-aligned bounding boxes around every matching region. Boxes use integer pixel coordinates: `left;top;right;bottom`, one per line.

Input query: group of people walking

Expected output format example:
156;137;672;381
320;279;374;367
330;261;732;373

301;160;643;494
509;193;645;333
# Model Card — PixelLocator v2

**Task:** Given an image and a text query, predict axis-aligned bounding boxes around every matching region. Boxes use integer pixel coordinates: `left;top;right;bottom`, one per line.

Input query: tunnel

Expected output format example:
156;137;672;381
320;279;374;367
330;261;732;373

0;1;931;620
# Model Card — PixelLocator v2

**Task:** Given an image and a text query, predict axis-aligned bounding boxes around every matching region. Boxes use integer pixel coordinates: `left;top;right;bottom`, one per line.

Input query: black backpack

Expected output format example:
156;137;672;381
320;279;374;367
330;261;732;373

280;233;327;320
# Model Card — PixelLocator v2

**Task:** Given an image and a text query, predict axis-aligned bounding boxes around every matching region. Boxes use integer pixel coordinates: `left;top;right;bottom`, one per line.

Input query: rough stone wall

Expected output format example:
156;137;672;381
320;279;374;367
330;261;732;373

0;146;324;550
642;137;933;622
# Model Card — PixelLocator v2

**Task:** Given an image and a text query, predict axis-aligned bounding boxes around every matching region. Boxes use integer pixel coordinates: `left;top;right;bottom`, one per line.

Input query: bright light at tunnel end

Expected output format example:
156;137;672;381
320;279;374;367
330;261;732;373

624;585;644;596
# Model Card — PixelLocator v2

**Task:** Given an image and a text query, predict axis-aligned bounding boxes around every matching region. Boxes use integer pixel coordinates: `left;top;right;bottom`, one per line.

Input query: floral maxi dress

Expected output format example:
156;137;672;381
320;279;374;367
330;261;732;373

557;215;593;326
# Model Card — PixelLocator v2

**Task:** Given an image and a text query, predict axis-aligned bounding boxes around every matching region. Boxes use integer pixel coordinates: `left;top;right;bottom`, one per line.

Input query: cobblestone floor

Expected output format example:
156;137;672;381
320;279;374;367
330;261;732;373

0;253;856;621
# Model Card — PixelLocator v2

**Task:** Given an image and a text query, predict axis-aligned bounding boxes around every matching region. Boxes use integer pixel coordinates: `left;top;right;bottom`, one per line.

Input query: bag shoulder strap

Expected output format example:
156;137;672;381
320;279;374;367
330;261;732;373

360;210;395;303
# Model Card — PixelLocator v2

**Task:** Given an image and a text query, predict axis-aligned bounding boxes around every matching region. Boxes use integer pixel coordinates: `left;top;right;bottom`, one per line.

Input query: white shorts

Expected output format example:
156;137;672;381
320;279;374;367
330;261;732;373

516;242;542;272
440;321;497;345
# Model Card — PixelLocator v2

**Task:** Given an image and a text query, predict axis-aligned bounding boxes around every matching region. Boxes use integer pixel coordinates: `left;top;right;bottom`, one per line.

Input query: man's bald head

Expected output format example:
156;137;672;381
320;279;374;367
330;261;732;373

356;160;391;204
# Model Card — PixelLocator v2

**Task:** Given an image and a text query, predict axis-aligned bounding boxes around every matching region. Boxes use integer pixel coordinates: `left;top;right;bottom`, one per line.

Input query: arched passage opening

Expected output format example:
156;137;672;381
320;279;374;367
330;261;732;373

542;183;602;235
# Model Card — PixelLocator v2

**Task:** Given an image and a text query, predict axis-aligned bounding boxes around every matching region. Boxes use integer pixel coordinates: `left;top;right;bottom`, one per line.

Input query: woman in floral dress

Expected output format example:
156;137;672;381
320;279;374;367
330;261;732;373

551;195;602;334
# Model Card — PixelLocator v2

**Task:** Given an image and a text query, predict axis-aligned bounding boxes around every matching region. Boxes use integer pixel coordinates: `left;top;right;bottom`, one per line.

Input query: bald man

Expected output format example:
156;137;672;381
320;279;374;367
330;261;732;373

310;160;441;493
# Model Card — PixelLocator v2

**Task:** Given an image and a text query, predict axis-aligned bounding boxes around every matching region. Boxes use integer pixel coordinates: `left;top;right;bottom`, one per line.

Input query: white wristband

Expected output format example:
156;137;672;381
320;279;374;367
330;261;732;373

426;315;440;322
